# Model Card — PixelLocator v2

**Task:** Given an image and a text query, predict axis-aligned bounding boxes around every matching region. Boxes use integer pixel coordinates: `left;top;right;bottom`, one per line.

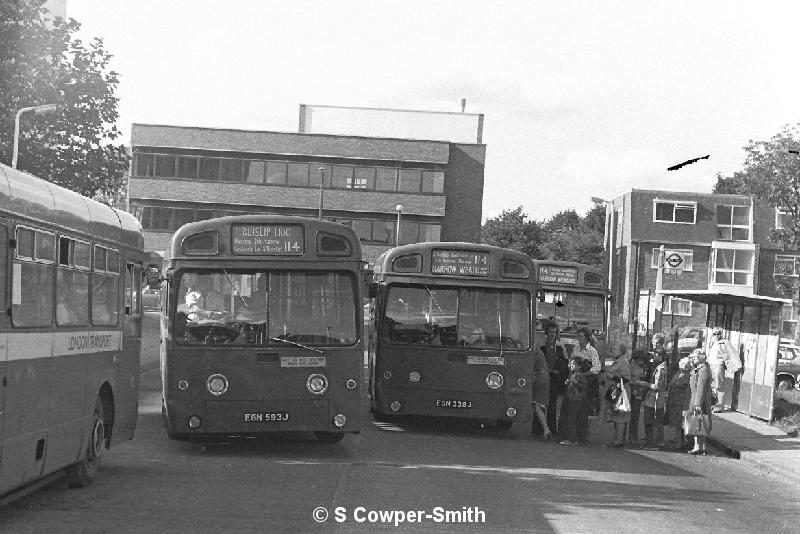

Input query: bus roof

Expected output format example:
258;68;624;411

0;163;143;251
373;241;533;281
167;214;362;262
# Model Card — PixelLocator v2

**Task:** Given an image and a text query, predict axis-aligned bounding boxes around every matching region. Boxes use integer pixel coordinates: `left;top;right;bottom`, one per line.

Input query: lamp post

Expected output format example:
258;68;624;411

395;204;404;246
12;103;57;169
318;166;325;219
591;196;615;344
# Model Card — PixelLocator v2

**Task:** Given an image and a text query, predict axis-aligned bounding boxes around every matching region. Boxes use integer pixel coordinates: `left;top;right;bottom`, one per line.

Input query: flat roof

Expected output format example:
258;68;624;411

657;289;791;307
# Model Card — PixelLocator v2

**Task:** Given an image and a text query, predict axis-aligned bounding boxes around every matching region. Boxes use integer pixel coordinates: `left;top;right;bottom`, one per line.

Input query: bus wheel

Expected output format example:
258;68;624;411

66;397;105;488
314;431;345;444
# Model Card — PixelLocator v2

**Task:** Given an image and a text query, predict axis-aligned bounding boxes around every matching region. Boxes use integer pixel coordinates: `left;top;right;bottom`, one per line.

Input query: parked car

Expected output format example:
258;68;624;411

777;344;800;391
142;287;161;312
665;326;705;355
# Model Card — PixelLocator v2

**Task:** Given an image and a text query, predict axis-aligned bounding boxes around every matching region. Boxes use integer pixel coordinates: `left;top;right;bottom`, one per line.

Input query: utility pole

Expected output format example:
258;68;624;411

318;166;325;219
12;103;57;169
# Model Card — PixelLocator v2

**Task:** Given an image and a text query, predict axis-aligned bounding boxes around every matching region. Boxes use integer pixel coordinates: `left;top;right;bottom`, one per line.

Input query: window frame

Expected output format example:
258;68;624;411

715;204;751;241
712;247;754;287
664;296;692;316
653;200;697;224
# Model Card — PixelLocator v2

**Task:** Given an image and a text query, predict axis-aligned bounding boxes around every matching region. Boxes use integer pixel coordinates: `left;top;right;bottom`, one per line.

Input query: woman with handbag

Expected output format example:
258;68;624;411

685;348;713;455
531;346;553;440
603;342;631;447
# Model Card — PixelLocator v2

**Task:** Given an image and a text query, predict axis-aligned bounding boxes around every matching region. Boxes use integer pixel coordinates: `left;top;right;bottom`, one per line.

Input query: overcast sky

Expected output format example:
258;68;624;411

68;0;800;222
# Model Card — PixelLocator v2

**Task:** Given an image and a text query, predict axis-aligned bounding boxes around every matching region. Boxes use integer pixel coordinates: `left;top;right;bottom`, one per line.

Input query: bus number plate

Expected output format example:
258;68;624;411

435;399;472;409
243;412;290;422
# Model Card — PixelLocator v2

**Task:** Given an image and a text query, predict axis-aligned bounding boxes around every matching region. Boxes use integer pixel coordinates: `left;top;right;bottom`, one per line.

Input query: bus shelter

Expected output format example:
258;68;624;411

657;289;790;421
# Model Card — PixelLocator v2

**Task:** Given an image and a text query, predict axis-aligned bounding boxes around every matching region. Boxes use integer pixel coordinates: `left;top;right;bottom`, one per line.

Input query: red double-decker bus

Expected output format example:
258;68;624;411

0;163;145;501
160;215;364;443
369;242;535;433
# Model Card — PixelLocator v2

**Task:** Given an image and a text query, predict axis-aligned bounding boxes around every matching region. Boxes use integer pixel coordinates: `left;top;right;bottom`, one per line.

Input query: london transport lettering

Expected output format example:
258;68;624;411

430;250;490;276
231;224;304;255
537;265;578;285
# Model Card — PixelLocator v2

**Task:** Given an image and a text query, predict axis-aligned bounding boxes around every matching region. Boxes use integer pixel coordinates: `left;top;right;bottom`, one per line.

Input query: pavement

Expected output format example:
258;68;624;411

586;405;800;486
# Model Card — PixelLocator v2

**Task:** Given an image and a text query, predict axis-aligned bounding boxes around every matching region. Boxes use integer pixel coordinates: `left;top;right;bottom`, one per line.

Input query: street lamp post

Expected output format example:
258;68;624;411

395;204;404;246
12;103;57;169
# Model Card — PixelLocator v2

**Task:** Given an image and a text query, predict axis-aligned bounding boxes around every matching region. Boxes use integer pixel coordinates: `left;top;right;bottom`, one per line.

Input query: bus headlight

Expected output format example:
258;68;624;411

486;372;504;389
346;379;358;390
383;371;392;380
390;400;402;412
306;374;328;395
409;371;421;383
333;414;347;428
178;380;189;390
206;374;228;396
188;415;202;429
517;378;527;388
506;407;517;418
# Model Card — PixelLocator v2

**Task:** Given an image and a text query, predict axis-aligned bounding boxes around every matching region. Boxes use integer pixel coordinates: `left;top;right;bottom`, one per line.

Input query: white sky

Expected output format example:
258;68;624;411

67;0;800;222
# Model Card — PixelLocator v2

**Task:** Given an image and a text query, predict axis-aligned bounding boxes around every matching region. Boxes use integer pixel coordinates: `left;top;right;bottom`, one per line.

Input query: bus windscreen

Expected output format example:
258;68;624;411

536;290;605;334
384;285;530;350
175;270;357;346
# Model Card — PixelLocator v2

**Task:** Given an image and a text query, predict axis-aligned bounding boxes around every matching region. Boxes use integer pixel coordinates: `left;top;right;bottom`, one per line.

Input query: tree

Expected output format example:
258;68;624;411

0;0;128;206
481;206;543;257
713;124;800;250
539;208;605;266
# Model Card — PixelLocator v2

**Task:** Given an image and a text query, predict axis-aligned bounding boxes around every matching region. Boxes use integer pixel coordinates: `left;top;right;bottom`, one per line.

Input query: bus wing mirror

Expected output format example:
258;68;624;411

368;283;378;299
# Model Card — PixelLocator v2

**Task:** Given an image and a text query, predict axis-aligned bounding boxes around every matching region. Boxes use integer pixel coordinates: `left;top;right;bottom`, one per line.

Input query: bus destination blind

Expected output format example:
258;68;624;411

231;224;304;255
431;250;490;277
538;265;578;285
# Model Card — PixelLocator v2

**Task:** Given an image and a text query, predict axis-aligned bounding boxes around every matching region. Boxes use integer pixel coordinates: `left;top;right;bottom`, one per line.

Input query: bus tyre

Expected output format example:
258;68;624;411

66;397;105;488
315;431;345;444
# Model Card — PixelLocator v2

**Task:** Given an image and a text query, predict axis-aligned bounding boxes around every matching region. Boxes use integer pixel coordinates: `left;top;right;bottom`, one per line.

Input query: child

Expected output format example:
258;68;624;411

560;357;589;445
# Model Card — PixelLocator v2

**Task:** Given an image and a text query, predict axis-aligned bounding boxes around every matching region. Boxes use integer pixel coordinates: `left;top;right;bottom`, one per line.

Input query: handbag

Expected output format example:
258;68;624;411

605;380;621;403
614;384;631;413
683;410;710;437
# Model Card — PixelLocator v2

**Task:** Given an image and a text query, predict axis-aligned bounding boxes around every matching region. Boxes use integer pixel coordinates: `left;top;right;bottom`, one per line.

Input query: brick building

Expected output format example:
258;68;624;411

127;115;485;265
604;188;799;344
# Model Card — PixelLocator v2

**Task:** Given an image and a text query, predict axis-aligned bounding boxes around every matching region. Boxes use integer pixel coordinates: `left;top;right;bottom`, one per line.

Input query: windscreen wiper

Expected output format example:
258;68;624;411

223;269;249;309
270;337;324;354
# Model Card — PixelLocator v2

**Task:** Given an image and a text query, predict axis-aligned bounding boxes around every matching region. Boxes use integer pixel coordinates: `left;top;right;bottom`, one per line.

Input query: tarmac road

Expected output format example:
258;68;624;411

1;312;797;533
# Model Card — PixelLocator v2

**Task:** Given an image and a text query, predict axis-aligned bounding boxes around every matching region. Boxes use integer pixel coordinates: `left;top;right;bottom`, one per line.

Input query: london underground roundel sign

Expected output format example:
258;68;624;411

665;252;683;268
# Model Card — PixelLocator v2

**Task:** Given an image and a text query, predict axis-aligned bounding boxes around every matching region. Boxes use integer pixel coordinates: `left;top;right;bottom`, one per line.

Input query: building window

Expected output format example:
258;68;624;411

776;208;793;230
782;305;797;342
199;158;220;181
287;163;310;186
134;153;154;176
177;157;198;179
372;221;395;245
714;248;753;286
376;168;397;191
265;161;286;184
351;220;372;242
399;169;422;192
220;159;243;182
775;254;800;276
310;164;331;187
419;223;441;242
664;296;692;316
155;155;175;178
353;167;375;189
398;221;418;246
331;165;353;188
422;170;445;193
651;248;694;271
716;205;750;240
654;200;696;224
244;160;266;183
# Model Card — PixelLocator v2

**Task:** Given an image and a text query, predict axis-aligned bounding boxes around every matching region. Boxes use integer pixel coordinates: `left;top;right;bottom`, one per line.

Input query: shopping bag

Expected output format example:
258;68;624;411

683;410;710;437
614;385;631;413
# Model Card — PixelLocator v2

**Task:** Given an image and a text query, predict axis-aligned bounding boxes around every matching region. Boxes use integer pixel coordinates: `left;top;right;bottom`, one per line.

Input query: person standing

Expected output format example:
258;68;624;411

686;349;714;455
642;348;668;450
560;357;589;446
531;346;553;440
572;326;601;415
628;349;649;444
540;321;568;436
603;342;631;447
664;356;692;450
707;327;740;412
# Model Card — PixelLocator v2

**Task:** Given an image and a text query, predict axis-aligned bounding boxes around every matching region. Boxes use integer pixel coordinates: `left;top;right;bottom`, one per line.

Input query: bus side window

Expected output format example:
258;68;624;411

0;222;6;329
